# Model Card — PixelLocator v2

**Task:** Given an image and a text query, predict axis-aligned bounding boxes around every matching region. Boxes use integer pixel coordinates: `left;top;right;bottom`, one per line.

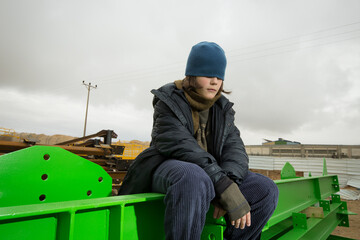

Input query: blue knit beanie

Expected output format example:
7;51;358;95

185;41;227;80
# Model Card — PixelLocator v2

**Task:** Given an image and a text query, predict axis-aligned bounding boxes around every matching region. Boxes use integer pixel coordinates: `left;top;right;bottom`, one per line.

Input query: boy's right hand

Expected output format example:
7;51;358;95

218;182;251;222
213;201;251;229
213;205;226;219
231;211;251;229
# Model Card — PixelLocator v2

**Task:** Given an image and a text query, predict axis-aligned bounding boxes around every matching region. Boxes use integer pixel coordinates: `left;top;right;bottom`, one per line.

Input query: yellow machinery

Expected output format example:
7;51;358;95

114;140;149;160
0;127;19;139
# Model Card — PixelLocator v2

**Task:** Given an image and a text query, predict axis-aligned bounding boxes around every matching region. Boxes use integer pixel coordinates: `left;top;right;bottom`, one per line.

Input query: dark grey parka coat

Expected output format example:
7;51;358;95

118;82;249;195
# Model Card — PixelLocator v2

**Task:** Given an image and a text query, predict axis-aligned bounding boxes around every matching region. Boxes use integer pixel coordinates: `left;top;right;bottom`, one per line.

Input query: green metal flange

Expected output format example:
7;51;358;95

336;199;357;228
292;213;308;230
323;158;328;176
320;200;331;212
331;194;341;203
280;162;298;179
0;146;112;207
332;177;340;192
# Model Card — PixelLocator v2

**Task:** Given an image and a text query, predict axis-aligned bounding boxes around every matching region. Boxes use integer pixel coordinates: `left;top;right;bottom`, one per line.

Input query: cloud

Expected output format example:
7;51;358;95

229;40;359;136
0;0;359;144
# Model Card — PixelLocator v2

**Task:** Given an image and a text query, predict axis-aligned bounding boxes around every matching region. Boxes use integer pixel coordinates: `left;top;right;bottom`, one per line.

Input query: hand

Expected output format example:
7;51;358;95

231;211;251;229
213;205;226;219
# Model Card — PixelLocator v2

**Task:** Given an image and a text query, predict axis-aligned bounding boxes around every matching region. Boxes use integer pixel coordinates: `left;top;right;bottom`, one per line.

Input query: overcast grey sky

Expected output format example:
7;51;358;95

0;0;359;145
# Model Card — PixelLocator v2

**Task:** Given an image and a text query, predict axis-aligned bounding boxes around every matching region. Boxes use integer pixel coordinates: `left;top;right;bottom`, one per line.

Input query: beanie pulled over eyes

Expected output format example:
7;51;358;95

185;41;227;80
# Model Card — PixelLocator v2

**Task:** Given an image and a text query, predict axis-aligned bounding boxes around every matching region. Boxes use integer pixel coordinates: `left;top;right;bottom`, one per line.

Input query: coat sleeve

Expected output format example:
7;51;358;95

152;100;226;184
219;121;249;185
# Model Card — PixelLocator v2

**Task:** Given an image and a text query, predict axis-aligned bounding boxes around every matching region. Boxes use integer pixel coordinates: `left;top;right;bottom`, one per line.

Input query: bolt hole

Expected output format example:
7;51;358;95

98;177;103;182
39;194;46;201
208;233;216;240
41;174;48;180
87;190;92;196
43;154;50;160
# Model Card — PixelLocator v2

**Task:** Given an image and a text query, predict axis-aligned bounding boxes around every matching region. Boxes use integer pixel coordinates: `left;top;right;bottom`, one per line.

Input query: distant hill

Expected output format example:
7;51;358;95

0;132;76;145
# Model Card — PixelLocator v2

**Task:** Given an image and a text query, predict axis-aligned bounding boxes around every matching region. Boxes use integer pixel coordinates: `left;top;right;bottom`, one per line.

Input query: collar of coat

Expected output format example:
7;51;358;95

152;81;233;111
151;82;234;134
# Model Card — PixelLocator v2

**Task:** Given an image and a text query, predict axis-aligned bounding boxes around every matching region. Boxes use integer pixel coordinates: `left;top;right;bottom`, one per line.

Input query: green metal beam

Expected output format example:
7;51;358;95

276;195;349;240
263;174;340;230
0;147;356;240
0;193;166;240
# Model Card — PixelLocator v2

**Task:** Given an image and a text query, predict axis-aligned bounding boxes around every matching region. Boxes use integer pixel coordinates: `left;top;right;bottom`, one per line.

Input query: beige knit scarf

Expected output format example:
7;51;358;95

174;80;221;134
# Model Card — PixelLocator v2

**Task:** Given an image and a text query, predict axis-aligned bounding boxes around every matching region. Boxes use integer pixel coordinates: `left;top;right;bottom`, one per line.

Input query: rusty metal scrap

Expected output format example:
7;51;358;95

55;130;117;146
0;130;130;186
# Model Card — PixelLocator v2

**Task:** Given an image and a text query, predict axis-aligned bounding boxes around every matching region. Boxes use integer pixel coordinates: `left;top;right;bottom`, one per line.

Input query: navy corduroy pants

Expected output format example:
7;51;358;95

152;160;279;240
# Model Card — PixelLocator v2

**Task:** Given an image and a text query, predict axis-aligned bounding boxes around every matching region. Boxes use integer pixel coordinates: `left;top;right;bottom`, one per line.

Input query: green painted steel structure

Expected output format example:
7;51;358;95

0;146;356;239
0;145;112;207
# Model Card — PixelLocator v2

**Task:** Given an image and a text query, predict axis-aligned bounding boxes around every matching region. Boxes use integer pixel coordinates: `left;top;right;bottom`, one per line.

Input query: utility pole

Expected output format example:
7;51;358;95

82;81;97;137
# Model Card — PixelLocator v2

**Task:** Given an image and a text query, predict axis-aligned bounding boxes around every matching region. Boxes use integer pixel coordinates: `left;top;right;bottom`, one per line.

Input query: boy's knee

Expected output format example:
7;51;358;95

172;163;215;197
260;175;278;199
261;176;279;213
266;178;279;209
241;173;279;209
181;163;212;186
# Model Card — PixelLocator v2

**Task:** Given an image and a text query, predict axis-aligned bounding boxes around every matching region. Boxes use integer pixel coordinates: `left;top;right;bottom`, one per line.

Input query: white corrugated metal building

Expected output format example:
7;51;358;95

249;156;360;188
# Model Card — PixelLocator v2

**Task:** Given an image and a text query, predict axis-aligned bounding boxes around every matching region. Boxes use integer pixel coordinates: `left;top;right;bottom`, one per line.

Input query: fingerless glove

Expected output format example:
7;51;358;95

215;176;251;221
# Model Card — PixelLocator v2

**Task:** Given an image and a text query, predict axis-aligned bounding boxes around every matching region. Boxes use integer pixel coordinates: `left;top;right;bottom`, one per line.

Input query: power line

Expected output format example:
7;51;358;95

51;32;358;94
229;34;360;63
50;21;360;92
87;61;185;84
92;23;360;85
95;34;360;85
228;28;360;58
227;21;360;53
